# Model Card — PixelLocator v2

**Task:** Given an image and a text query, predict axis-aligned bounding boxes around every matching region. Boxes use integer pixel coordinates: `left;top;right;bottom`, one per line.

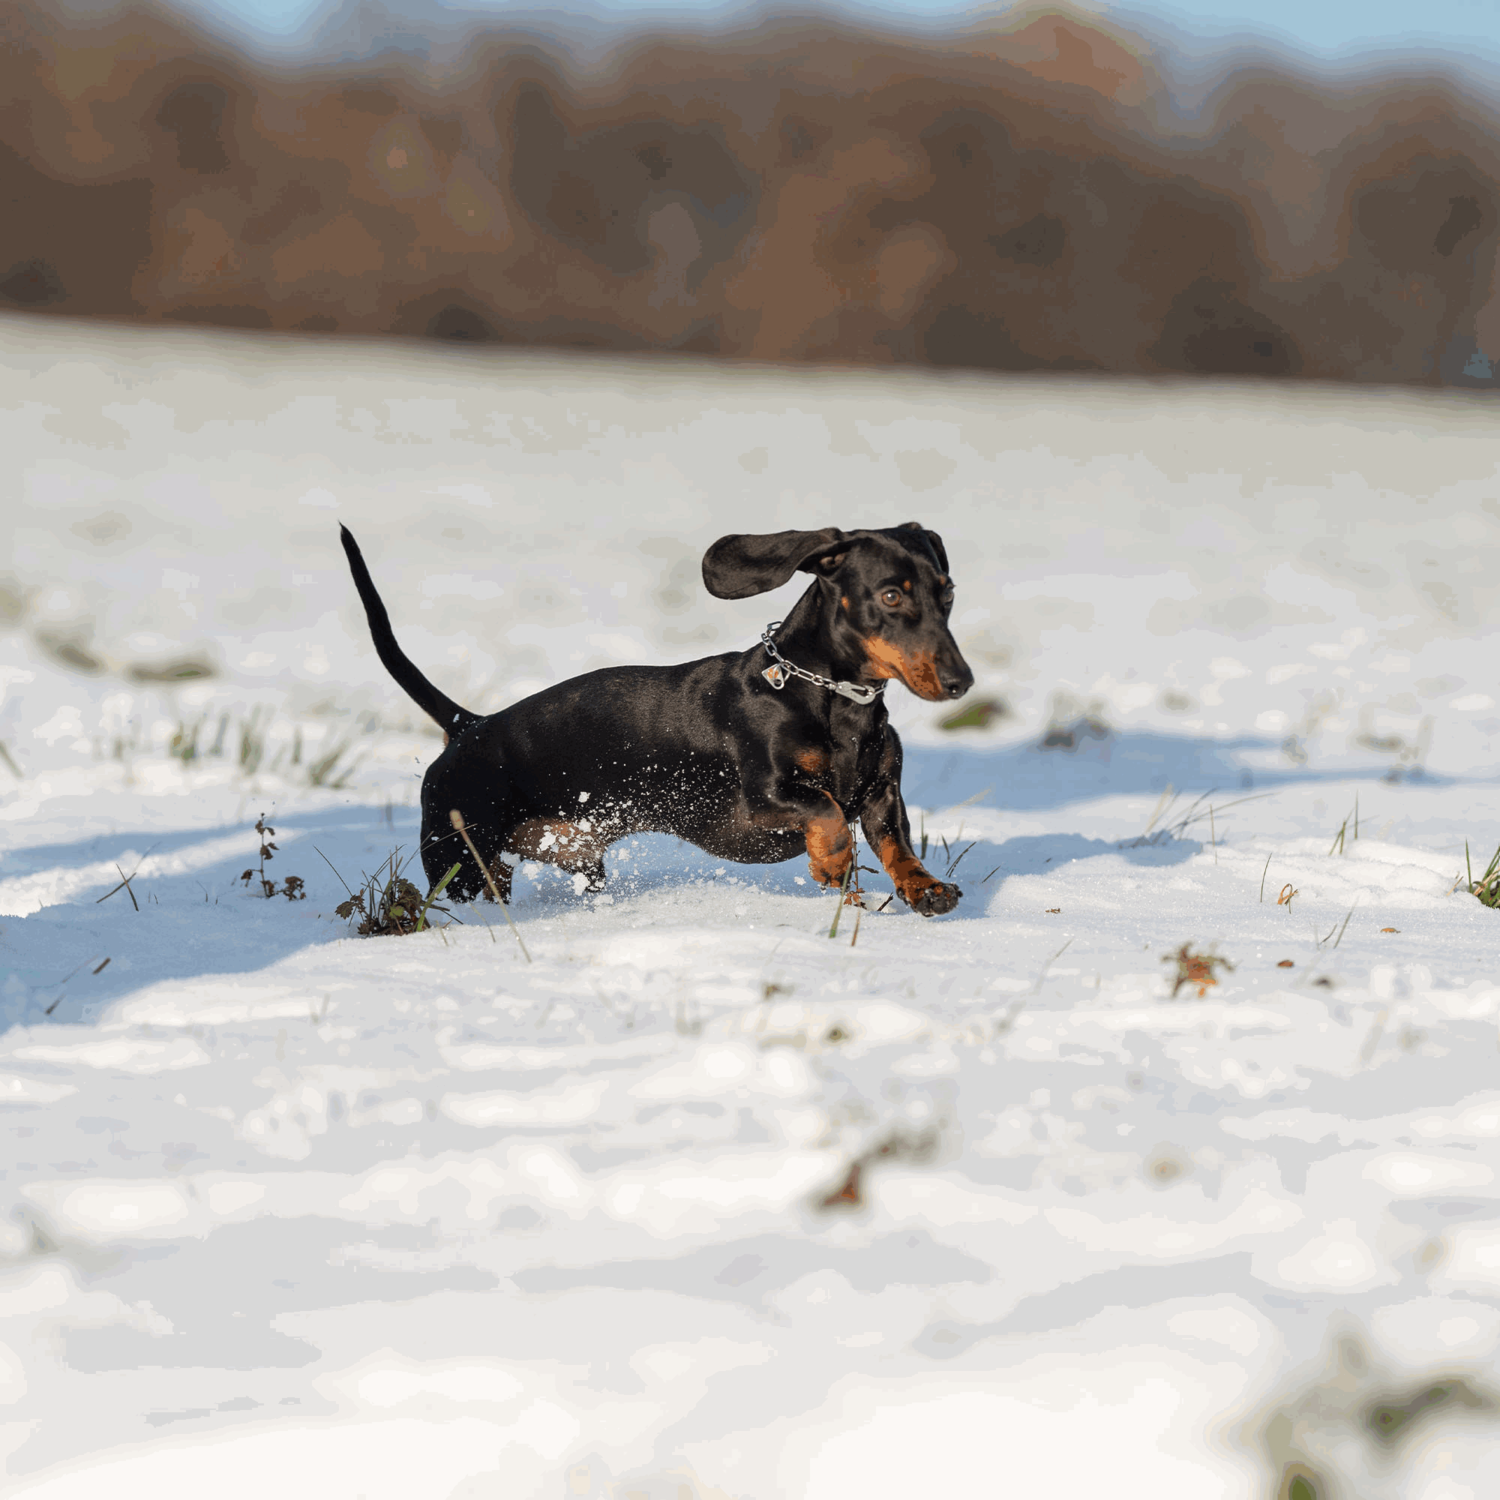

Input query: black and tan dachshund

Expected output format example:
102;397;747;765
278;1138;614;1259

340;522;974;916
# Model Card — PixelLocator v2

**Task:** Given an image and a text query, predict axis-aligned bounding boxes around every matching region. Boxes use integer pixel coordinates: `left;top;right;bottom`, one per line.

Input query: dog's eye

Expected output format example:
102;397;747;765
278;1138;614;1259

880;588;902;607
941;591;955;608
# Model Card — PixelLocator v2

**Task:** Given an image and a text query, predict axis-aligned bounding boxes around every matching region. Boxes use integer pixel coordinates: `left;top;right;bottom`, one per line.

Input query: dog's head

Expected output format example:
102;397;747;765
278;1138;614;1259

701;522;974;702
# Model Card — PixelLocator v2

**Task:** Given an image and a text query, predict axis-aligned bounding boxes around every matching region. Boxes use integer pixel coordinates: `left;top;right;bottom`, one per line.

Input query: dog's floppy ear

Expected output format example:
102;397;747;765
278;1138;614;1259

897;520;949;575
702;527;848;600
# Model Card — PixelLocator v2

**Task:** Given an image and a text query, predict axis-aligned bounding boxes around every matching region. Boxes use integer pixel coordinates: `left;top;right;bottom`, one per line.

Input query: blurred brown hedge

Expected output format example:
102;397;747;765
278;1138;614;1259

3;2;1499;383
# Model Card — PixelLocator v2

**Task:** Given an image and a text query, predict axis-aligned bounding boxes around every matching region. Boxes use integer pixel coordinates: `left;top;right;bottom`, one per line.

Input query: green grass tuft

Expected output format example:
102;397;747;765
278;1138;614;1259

1465;839;1500;908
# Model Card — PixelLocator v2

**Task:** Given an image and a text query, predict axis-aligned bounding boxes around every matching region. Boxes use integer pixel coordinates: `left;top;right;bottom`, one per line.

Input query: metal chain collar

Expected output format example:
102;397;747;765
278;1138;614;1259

759;621;885;706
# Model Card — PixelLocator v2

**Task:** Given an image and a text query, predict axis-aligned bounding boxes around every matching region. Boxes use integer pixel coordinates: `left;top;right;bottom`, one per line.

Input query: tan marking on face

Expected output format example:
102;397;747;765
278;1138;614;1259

863;637;945;701
805;792;853;887
509;817;609;869
877;835;943;905
901;579;912;593
796;747;829;775
841;594;850;612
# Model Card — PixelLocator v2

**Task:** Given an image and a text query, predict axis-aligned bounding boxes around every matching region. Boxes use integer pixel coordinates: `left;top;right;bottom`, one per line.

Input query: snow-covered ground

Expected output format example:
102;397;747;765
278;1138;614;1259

3;316;1500;1498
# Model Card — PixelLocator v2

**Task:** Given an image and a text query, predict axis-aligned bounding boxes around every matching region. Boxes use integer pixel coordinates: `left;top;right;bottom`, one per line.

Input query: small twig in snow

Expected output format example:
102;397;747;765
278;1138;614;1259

96;862;141;912
1030;938;1073;996
312;845;354;896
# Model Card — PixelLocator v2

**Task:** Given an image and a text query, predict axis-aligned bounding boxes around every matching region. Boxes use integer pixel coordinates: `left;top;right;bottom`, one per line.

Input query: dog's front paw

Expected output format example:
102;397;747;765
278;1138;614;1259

907;880;961;917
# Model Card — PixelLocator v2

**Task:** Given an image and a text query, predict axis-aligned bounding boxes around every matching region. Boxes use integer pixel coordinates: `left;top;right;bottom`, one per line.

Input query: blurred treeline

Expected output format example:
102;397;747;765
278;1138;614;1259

3;1;1499;384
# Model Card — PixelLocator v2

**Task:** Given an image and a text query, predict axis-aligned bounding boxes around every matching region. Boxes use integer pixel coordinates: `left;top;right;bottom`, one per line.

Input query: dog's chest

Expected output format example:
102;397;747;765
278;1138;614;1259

798;724;880;801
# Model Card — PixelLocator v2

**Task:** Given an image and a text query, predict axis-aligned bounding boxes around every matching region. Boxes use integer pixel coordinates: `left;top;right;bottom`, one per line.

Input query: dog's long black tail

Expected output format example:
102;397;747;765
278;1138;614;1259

340;526;480;736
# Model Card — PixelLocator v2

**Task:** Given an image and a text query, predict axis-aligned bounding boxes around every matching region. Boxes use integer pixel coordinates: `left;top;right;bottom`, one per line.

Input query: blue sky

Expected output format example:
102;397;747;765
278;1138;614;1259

171;0;1500;63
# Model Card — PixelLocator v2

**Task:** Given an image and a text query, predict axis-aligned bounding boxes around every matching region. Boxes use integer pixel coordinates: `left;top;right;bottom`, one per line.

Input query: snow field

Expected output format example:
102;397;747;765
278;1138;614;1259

2;320;1500;1497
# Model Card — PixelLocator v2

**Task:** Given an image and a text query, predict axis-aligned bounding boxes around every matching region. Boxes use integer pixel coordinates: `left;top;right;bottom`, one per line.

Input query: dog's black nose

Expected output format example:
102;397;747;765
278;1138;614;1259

942;666;975;699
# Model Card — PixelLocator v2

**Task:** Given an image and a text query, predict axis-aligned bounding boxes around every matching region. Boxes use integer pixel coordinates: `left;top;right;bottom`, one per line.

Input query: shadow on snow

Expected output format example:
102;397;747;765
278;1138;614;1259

900;728;1453;812
2;723;1451;1034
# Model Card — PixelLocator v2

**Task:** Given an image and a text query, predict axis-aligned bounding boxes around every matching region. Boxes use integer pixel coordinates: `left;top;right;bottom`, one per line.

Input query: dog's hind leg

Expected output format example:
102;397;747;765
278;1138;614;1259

549;854;607;895
446;841;514;905
504;816;611;897
423;797;516;906
428;835;510;906
477;854;514;905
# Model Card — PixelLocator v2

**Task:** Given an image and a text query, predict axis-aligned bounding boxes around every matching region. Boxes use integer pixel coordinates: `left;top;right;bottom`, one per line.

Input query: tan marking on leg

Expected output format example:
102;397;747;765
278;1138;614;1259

796;747;829;775
805;792;853;888
509;818;609;871
489;856;514;904
863;637;945;701
877;835;944;907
